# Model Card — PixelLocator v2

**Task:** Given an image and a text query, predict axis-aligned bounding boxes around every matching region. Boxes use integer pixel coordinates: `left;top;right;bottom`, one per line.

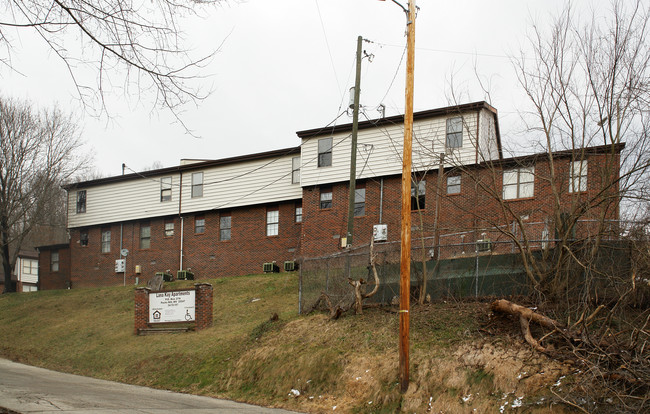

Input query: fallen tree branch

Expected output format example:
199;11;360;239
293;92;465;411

491;299;563;352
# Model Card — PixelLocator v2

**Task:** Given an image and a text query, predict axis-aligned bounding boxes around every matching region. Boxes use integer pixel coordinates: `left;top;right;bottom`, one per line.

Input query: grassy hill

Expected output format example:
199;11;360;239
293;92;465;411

0;273;571;413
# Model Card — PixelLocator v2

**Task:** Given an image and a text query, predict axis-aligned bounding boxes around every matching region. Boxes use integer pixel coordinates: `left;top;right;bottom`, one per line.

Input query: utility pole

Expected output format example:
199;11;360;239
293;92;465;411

346;35;363;247
399;0;416;394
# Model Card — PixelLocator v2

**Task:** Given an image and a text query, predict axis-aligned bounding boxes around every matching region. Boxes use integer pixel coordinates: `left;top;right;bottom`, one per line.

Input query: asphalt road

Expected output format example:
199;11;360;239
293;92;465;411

0;359;302;414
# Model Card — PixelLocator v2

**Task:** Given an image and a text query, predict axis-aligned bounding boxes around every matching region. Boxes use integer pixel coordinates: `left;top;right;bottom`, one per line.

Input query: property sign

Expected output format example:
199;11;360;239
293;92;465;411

149;290;195;323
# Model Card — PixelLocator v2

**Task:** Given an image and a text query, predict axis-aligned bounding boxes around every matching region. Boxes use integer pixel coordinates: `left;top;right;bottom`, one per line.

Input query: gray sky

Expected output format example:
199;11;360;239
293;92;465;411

3;0;594;177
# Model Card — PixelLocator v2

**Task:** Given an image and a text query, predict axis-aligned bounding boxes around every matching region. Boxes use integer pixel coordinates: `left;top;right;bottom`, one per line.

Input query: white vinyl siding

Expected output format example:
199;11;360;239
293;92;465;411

67;155;301;228
300;111;495;187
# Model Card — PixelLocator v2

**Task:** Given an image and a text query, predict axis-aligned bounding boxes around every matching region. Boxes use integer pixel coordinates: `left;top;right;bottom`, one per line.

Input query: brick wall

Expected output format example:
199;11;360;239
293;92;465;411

68;148;620;287
300;150;620;259
71;200;301;288
38;245;71;290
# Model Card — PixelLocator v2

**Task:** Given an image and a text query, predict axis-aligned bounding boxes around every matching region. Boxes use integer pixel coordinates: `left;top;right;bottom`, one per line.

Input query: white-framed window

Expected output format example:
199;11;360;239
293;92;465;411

76;190;86;213
447;176;461;194
318;138;332;167
22;259;38;276
191;172;203;198
51;251;60;272
570;160;587;193
164;220;174;237
320;187;332;209
354;187;366;217
161;176;172;202
503;166;535;200
292;157;301;184
195;216;205;234
101;229;111;253
446;117;463;149
295;204;302;223
411;179;426;210
266;209;279;236
220;214;231;241
140;223;151;249
80;230;89;247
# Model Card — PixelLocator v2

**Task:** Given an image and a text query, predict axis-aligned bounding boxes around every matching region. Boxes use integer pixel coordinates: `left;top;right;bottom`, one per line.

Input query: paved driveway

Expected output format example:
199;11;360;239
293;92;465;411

0;359;301;413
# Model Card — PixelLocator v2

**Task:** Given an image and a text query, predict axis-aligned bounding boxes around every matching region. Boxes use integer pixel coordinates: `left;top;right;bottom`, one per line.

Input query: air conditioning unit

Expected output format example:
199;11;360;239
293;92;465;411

177;270;195;280
263;262;279;273
476;239;492;252
284;261;298;272
155;271;174;282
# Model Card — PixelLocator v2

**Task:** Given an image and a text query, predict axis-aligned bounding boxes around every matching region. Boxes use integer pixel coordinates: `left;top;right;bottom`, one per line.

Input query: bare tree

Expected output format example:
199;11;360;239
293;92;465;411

442;2;650;410
0;0;223;124
0;96;87;293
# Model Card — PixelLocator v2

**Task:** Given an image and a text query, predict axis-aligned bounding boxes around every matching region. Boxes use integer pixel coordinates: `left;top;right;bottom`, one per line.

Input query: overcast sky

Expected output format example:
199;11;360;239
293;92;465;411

3;0;597;177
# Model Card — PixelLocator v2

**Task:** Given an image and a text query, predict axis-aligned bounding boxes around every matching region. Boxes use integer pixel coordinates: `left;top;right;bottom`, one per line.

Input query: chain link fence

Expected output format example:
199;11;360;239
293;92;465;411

298;220;636;314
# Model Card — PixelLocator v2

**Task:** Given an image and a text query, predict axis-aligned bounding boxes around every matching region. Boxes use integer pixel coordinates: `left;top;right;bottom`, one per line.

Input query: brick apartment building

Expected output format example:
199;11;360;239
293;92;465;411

53;101;621;288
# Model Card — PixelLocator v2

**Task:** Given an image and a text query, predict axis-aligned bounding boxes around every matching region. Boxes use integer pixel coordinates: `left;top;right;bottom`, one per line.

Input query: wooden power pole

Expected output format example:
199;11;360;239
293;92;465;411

399;0;416;394
346;35;363;247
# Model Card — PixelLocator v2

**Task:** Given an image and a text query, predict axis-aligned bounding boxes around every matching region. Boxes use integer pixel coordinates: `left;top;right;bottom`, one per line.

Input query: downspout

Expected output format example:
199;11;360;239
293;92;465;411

379;178;384;223
178;171;184;272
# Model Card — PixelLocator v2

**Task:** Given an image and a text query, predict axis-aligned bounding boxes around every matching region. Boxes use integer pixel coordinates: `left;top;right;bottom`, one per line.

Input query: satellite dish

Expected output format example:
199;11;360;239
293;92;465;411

121;249;129;257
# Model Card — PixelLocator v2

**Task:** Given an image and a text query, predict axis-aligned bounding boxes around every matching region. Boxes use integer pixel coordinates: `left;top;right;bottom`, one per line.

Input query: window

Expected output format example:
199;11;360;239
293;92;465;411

51;251;59;272
292;157;301;184
318;137;332;167
195;216;205;234
266;208;279;236
76;190;86;213
161;177;172;202
446;117;463;149
447;176;461;194
191;172;203;198
220;214;231;241
101;229;111;253
23;259;38;276
140;224;151;249
80;230;89;247
354;187;366;217
320;187;333;209
411;180;426;210
164;220;174;237
295;204;303;223
570;160;587;193
503;166;535;200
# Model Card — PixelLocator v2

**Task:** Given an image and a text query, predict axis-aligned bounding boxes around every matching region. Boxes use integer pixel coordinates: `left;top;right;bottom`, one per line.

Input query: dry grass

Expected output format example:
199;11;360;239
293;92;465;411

0;275;574;412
